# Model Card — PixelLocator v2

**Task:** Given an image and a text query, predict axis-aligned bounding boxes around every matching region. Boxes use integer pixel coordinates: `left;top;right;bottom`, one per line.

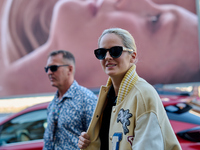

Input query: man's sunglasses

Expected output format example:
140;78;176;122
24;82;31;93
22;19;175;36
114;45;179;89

94;46;133;60
44;65;69;73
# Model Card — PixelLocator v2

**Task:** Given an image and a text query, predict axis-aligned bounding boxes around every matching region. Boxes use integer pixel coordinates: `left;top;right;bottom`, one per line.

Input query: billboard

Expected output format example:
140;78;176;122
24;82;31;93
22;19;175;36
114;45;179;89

0;0;199;97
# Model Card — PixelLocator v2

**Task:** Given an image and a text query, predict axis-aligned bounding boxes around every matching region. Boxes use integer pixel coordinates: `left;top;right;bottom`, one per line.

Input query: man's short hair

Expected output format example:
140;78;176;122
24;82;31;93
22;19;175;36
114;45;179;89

49;50;75;65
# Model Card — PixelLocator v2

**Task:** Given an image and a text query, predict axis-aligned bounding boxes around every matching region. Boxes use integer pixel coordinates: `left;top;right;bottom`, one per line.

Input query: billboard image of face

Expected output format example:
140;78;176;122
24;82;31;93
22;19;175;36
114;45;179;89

0;0;199;97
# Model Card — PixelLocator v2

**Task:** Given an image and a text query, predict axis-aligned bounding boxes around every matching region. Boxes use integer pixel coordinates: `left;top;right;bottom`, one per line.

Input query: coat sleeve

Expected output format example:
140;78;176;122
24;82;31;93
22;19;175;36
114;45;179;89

132;112;164;150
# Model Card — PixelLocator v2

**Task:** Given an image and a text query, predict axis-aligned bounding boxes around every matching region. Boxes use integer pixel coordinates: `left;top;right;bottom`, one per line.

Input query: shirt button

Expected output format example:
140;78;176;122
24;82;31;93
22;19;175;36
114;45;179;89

110;136;112;140
113;108;116;113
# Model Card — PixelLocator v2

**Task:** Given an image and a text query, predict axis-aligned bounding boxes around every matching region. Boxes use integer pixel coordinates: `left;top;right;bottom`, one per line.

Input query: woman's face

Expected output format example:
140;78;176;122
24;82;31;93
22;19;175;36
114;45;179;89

51;0;199;85
99;33;134;78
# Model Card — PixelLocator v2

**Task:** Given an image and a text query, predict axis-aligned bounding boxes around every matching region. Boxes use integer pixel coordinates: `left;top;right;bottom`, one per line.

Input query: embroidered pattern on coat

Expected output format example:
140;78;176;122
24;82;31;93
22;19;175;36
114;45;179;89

117;108;132;135
127;136;134;146
112;133;122;150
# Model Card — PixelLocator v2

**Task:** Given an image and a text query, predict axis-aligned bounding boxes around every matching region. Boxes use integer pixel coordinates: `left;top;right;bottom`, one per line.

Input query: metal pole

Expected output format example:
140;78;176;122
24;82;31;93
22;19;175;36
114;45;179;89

196;0;200;69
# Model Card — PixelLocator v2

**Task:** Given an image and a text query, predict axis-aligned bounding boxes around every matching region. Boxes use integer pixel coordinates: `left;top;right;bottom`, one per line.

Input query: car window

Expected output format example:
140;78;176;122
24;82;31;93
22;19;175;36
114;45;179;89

165;103;200;125
0;109;47;146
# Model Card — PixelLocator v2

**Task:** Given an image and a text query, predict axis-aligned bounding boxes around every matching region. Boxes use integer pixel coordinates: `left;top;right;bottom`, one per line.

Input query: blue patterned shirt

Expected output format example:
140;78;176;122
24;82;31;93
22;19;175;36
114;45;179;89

43;80;97;150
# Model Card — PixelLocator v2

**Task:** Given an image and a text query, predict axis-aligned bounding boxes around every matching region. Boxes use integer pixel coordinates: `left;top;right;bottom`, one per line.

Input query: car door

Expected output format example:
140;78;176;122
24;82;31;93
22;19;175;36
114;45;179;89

0;109;47;150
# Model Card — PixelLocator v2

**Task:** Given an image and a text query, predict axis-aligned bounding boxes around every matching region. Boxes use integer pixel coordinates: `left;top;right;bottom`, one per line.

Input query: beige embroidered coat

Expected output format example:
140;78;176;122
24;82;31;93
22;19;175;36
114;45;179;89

82;77;182;150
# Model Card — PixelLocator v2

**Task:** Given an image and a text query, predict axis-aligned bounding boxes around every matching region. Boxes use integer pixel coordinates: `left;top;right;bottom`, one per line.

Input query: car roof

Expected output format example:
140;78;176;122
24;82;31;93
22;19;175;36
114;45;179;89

0;102;49;125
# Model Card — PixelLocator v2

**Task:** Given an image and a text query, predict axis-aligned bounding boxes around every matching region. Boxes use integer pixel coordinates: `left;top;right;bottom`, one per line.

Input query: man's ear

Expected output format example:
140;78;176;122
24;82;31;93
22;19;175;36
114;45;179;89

68;65;73;74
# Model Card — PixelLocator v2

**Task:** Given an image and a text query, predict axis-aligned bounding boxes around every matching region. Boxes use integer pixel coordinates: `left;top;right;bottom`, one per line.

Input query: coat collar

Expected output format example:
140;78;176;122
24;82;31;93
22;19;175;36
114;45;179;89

106;65;139;105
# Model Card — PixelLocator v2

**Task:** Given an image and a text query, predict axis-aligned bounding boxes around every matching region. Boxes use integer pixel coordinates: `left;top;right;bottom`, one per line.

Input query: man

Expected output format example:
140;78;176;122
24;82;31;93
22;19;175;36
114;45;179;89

43;50;97;150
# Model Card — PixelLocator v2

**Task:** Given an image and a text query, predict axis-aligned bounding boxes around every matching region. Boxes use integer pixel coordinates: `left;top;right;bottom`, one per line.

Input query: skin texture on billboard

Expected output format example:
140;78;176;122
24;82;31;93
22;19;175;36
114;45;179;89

0;0;199;97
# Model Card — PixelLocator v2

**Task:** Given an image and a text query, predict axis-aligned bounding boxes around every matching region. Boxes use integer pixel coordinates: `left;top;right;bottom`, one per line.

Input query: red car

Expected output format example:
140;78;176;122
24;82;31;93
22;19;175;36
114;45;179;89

0;88;200;150
0;102;48;150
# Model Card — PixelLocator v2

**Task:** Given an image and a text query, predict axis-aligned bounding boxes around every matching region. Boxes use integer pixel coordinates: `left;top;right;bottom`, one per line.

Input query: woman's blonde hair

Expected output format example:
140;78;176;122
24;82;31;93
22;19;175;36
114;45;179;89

98;28;137;54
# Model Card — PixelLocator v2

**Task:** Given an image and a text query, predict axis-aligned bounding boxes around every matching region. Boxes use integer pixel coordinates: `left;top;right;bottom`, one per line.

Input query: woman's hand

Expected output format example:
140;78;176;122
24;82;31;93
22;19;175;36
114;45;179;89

78;132;91;149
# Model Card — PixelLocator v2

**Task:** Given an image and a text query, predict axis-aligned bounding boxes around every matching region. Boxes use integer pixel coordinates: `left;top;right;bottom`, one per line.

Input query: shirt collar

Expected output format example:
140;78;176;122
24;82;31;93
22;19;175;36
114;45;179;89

55;80;78;103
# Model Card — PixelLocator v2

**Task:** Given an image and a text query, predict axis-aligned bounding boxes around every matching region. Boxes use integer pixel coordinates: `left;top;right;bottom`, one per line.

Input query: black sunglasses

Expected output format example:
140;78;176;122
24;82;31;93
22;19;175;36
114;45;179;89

94;46;133;60
44;65;69;73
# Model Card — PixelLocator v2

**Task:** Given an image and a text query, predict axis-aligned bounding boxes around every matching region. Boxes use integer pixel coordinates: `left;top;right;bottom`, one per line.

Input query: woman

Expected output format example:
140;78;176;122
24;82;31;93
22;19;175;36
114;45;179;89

0;0;199;97
78;28;181;150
